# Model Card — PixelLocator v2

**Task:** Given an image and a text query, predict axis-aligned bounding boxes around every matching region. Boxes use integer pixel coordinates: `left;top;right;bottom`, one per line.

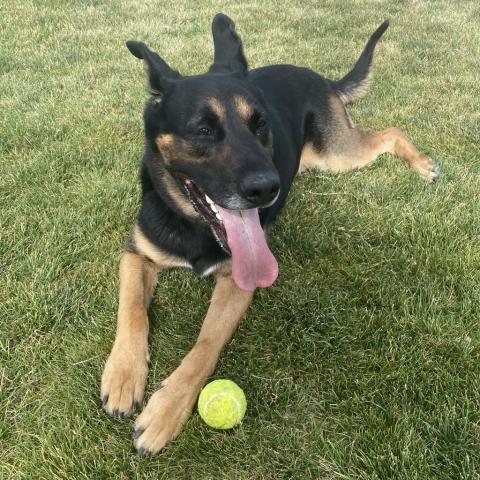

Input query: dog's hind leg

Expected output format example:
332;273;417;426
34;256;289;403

299;95;440;182
100;250;160;418
361;127;440;181
132;266;253;455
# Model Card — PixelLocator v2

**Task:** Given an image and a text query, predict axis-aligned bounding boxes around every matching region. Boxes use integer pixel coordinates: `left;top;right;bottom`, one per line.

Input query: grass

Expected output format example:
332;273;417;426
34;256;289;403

1;0;479;478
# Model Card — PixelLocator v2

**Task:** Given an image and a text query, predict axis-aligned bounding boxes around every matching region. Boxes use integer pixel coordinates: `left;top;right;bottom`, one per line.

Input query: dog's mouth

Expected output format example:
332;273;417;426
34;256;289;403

183;179;278;291
184;179;230;254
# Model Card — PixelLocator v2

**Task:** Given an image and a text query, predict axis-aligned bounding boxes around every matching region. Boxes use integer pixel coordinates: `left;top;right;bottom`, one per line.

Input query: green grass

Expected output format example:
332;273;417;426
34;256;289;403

1;0;479;478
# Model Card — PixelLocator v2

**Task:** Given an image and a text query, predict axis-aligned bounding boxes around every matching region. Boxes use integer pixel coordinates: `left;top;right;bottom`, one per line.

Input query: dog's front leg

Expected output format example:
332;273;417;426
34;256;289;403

133;268;253;455
101;251;160;418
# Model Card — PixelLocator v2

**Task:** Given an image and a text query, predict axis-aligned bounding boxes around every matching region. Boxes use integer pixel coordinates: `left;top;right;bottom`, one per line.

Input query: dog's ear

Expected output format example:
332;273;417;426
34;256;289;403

126;40;181;95
209;13;248;75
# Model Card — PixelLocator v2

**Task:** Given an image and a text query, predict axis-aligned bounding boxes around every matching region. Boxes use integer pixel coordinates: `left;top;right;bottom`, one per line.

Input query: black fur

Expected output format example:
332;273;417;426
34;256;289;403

209;13;248;75
128;15;388;275
126;40;181;95
137;162;230;275
331;20;389;103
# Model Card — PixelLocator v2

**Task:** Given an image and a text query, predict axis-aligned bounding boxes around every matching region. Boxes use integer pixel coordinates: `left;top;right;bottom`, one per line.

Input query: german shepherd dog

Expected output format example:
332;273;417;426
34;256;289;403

101;13;439;455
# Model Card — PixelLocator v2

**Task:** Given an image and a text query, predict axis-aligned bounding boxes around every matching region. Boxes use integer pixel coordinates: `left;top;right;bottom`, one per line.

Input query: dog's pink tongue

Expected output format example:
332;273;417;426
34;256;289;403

217;206;278;291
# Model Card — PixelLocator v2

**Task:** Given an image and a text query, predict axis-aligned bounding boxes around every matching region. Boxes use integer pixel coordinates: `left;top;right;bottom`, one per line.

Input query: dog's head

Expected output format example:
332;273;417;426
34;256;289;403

128;14;279;291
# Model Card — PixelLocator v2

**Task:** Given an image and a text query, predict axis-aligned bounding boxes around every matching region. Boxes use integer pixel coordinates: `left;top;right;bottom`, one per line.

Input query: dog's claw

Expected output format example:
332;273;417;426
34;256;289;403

136;444;166;456
416;157;441;183
102;395;139;419
136;446;153;457
430;162;441;182
132;428;144;440
110;409;127;419
100;347;148;420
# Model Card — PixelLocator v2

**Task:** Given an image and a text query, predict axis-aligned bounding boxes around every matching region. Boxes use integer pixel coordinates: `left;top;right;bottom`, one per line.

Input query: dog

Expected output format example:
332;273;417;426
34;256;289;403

100;13;439;455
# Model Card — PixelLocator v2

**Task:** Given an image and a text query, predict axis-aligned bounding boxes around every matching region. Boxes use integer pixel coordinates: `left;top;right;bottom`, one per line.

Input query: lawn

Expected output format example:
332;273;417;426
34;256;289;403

1;0;479;478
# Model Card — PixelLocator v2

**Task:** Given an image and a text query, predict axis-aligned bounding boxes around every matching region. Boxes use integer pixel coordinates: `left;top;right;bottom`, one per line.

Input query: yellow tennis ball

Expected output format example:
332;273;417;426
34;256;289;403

198;379;247;429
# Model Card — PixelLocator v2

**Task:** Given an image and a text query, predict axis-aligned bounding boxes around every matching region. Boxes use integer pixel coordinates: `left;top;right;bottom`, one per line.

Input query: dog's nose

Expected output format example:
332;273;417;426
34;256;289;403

240;171;280;206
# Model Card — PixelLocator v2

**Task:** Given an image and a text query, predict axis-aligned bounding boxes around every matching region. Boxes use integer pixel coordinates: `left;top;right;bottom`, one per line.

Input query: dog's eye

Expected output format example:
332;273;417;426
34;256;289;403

255;119;267;135
197;127;213;137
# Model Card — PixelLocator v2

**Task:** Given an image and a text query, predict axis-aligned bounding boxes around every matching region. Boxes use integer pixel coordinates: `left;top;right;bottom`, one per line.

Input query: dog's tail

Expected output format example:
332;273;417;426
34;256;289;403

331;20;389;104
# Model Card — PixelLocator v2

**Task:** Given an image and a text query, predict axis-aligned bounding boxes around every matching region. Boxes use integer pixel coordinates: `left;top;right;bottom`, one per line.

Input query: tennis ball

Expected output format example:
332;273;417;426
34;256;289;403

198;379;247;429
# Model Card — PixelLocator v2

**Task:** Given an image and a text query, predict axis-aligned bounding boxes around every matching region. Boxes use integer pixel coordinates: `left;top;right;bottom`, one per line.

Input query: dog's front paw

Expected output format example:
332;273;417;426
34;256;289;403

413;155;441;182
133;375;199;455
100;343;148;418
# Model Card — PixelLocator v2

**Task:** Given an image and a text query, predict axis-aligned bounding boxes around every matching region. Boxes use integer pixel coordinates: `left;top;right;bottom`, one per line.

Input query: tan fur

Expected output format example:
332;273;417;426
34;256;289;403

154;135;207;217
234;95;252;119
298;142;329;172
156;134;204;164
100;251;163;416
133;269;253;453
299;95;439;181
337;71;373;104
163;169;198;217
132;224;190;268
156;133;174;149
207;97;226;120
155;135;193;164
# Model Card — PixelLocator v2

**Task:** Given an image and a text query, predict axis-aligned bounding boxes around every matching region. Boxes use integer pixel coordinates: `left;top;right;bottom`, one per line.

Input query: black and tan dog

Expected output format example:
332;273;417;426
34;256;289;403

100;13;439;454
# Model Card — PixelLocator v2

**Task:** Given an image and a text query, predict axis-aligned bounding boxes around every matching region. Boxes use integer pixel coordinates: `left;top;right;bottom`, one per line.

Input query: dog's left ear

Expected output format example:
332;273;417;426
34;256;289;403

126;40;181;95
209;13;248;76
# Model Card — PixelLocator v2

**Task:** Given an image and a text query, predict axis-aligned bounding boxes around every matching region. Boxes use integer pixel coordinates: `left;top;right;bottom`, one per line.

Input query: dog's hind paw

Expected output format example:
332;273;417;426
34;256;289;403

414;156;441;182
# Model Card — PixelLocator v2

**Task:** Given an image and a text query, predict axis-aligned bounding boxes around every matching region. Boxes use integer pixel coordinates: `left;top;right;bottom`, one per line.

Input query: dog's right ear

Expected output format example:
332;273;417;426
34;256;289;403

209;13;248;75
126;40;181;95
